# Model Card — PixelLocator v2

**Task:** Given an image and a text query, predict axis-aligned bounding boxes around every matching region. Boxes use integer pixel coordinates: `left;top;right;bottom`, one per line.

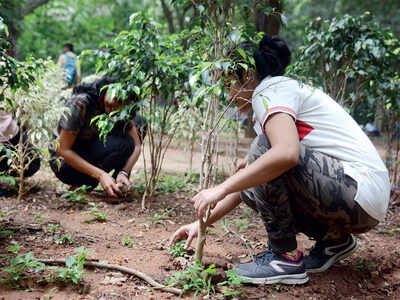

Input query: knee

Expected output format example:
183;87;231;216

248;134;271;164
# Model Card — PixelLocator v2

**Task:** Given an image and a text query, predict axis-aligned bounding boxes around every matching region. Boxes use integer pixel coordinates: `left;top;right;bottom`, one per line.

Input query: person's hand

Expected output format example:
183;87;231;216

99;172;122;198
192;185;226;219
169;221;199;250
116;173;132;192
235;156;248;173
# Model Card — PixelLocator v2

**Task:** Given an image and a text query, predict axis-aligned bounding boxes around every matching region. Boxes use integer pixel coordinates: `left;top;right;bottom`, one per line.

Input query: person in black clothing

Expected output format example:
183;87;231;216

50;76;146;199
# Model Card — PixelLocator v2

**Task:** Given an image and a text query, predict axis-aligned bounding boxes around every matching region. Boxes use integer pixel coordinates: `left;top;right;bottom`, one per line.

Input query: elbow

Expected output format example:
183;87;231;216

283;147;299;170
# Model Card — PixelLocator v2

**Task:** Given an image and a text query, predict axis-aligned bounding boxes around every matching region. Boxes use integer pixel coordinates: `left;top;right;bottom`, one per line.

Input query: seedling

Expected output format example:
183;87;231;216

50;246;91;284
217;269;250;298
84;202;108;223
168;240;187;258
122;237;134;248
167;260;216;296
388;227;400;237
61;185;90;205
33;211;47;223
148;208;174;227
0;252;46;287
230;217;254;233
47;223;60;235
55;234;74;245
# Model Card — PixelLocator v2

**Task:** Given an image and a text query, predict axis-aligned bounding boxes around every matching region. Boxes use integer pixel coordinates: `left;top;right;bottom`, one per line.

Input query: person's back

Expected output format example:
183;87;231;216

252;75;389;222
58;43;80;88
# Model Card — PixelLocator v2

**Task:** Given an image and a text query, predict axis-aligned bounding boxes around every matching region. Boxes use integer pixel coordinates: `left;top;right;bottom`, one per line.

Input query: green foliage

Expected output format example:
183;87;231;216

55;234;74;245
61;185;90;205
84;202;108;223
217;269;250;298
148;208;175;227
0;251;46;287
168;240;187;258
291;13;400;122
388;227;400;237
18;0;157;74
122;236;134;248
167;260;216;296
51;246;91;284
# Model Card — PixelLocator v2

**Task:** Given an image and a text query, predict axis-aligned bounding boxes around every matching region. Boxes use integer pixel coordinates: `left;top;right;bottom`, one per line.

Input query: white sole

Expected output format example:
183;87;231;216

240;272;309;285
306;238;358;273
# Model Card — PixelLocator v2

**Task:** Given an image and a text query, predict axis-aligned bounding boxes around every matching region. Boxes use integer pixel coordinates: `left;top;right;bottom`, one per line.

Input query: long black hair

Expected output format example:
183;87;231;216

72;76;118;103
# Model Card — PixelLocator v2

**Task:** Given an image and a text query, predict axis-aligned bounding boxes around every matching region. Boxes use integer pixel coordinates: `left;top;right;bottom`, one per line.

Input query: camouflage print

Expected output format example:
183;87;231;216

240;134;379;254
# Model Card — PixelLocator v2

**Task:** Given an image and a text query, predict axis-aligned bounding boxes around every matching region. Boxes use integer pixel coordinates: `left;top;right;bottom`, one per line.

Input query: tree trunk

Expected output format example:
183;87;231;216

2;0;50;57
253;0;282;35
160;0;175;34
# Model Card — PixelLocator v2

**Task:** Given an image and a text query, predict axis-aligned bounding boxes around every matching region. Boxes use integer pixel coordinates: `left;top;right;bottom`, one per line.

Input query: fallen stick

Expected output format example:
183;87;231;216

38;258;182;295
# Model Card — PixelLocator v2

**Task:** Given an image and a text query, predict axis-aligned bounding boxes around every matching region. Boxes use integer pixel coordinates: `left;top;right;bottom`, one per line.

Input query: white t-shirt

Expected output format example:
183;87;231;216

252;76;390;222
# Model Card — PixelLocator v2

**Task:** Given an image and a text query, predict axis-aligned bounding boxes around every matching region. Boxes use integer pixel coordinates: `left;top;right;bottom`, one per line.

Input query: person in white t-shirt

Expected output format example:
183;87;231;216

169;35;390;285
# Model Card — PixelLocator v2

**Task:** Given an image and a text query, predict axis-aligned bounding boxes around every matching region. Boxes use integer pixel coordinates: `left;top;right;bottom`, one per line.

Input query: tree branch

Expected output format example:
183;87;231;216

22;0;51;17
39;258;182;295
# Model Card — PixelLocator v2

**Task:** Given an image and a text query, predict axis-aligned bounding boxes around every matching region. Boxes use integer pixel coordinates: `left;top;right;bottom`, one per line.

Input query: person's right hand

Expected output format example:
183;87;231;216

169;221;198;250
99;172;122;198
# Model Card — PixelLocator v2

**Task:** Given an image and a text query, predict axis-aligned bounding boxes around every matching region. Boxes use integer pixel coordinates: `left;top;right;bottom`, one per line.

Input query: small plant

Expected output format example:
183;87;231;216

50;246;91;284
388;227;400;237
156;175;187;193
84;202;108;223
55;234;74;245
61;185;90;205
0;251;46;287
217;269;250;298
167;260;216;297
230;217;254;233
148;208;175;227
168;240;187;258
33;211;47;223
122;236;134;248
47;223;60;235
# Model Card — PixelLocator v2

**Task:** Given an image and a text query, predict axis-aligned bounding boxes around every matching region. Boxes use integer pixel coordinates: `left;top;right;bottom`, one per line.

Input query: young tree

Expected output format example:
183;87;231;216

87;12;193;209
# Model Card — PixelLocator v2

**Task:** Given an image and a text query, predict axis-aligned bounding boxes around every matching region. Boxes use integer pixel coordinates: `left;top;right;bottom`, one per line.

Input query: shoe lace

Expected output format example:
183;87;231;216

254;248;275;264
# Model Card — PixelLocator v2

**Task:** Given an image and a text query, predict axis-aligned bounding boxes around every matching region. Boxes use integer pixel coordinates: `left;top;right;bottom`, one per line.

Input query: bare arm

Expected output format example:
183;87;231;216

56;129;121;198
194;113;300;218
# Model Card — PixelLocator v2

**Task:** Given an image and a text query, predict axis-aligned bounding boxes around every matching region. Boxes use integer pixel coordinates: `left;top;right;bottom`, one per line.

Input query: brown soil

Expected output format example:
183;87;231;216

0;139;399;300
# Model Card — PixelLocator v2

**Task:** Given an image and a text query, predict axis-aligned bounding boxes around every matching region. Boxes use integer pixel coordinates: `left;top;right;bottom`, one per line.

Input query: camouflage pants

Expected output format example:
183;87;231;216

240;135;379;254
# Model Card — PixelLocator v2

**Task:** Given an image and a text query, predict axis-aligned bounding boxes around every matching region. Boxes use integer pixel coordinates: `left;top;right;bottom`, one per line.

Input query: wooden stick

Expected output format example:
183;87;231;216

38;259;182;295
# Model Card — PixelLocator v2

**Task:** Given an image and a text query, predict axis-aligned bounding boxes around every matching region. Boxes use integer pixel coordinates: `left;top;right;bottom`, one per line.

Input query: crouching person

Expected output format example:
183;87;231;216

50;76;146;199
169;35;389;285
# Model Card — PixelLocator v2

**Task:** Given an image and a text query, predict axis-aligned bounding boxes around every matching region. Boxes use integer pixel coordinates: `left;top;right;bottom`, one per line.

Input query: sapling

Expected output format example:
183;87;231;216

1;59;69;200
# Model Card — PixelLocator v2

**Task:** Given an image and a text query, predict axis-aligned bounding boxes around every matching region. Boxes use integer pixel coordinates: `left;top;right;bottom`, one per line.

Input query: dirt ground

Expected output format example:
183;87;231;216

0;138;399;300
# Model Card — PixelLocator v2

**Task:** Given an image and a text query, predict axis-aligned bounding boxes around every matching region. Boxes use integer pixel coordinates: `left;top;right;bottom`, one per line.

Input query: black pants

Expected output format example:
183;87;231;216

0;131;41;178
50;115;147;188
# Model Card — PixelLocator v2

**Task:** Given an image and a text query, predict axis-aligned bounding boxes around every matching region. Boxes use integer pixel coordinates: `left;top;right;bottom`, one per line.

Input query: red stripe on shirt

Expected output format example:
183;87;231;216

295;120;314;140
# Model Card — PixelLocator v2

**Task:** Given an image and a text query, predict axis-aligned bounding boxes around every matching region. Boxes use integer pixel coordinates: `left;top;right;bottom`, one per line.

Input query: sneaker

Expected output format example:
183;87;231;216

304;234;357;273
234;249;309;285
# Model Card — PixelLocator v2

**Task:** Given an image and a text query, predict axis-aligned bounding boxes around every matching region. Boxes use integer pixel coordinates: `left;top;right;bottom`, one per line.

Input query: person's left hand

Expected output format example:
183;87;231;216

192;185;226;219
116;173;132;192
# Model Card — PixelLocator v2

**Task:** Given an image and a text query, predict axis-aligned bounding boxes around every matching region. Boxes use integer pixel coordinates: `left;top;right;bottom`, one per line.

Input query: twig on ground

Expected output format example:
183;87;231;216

38;258;182;295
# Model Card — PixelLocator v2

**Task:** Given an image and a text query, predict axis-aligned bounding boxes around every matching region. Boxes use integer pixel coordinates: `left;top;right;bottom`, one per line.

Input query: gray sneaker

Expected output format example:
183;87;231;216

234;249;309;285
304;234;357;273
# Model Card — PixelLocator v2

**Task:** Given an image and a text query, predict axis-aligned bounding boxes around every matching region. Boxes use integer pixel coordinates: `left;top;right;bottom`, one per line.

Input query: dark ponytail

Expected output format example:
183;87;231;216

254;35;291;80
